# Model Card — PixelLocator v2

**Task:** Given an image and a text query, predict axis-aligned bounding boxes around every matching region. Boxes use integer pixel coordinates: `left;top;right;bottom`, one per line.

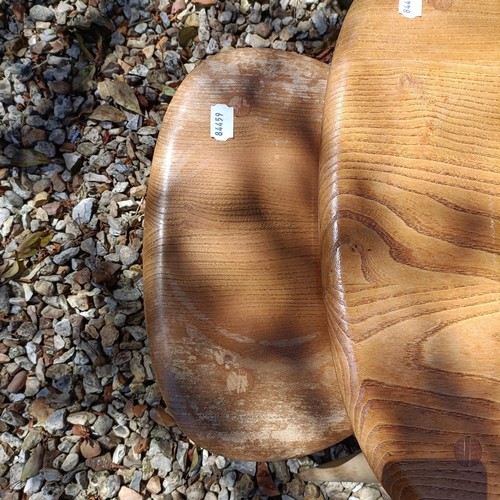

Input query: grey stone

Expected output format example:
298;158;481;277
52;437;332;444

49;129;66;145
219;11;233;24
53;247;80;265
186;481;205;500
0;409;27;427
230;460;256;476
45;408;67;433
129;470;142;492
83;372;102;394
356;486;383;500
254;21;273;38
151;454;172;477
112;425;130;438
30;5;55;22
245;33;270;48
162;470;183;494
77;142;99;157
72;198;95;225
63;153;83;174
0;208;11;229
135;22;148;34
113;288;141;302
100;474;121;499
54;96;73;119
219;471;236;488
311;10;328;35
5;190;24;208
112;444;126;464
92;415;114;436
234;474;255;498
176;440;189;471
54;318;72;337
61;452;80;472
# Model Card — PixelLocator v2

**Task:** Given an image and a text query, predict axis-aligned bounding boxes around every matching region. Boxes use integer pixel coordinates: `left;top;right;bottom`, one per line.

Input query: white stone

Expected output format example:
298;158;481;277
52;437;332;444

72;198;94;225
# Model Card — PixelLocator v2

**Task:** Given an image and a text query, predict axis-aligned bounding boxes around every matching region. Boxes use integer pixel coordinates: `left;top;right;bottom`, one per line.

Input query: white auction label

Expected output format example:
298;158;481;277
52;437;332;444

211;104;234;141
399;0;422;18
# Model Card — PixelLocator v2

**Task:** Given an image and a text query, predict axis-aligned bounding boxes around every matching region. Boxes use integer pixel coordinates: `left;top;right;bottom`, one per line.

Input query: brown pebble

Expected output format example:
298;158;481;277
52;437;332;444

7;370;28;393
146;476;162;494
118;486;143;500
22;128;47;147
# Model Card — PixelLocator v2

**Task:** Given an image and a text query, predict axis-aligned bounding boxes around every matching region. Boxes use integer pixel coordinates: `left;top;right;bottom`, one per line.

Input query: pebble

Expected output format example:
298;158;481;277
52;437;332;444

311;10;328;35
30;5;55;22
67;412;96;426
92;415;114;436
7;370;28;393
245;33;271;48
61;452;80;472
100;474;122;499
72;198;95;225
118;486;143;500
45;408;67;434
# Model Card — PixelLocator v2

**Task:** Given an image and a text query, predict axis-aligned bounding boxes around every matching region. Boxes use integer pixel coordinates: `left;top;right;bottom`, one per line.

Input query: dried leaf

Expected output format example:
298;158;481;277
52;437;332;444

89;104;126;122
28;397;55;422
0;260;22;280
20;444;44;481
179;26;198;49
11;149;50;168
133;437;149;455
16;231;53;259
74;31;95;61
4;36;28;59
73;64;96;92
11;2;26;22
85;452;123;472
256;462;280;497
150;406;176;427
72;424;91;438
133;404;148;418
80;439;101;459
97;80;141;114
188;447;200;476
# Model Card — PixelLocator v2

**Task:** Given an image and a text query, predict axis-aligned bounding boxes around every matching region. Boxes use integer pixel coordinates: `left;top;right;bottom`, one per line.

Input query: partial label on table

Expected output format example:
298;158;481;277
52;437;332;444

211;104;234;141
399;0;422;18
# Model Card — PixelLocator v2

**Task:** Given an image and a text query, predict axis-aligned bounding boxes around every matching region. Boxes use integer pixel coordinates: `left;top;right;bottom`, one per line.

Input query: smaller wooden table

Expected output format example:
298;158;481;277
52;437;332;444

144;49;352;461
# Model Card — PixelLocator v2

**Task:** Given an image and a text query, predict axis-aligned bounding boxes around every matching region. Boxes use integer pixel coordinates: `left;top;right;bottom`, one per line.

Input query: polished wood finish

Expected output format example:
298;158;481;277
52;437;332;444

144;49;352;461
320;1;500;498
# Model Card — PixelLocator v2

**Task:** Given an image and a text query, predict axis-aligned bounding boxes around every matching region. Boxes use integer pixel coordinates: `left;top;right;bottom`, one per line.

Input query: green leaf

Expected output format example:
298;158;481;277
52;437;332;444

11;149;50;168
179;26;198;49
161;86;177;97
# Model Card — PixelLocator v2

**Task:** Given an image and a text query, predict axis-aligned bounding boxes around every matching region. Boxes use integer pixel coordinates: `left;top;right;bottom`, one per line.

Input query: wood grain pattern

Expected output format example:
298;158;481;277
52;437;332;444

144;49;352;461
320;1;500;498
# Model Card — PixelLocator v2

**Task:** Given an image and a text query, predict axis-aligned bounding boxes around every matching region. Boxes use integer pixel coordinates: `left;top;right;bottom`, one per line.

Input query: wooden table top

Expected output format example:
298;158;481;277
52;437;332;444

320;1;500;498
144;49;352;461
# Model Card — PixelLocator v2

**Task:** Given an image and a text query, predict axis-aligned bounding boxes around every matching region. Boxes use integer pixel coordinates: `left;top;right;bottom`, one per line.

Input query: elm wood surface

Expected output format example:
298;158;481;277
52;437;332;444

320;1;500;498
144;49;352;461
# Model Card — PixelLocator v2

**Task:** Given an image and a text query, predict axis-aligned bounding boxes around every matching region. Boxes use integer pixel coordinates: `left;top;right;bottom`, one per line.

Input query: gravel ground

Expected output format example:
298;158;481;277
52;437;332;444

0;0;389;498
